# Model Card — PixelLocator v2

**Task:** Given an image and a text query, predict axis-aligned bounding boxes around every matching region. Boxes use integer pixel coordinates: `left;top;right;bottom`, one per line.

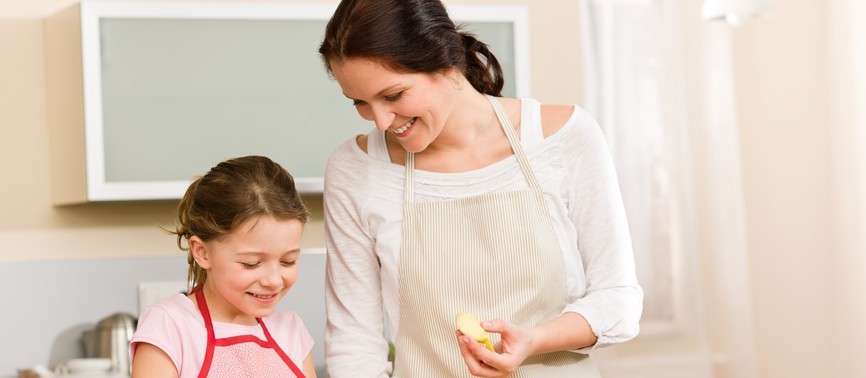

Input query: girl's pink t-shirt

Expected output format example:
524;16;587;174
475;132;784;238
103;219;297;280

131;294;314;377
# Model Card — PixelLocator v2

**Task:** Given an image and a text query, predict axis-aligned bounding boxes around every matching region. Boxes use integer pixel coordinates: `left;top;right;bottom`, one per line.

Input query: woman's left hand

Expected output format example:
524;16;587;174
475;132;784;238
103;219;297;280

455;318;536;378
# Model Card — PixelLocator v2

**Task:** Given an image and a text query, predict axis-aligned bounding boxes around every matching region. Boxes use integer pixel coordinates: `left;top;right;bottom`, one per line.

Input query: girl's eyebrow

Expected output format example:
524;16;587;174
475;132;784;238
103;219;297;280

235;249;301;256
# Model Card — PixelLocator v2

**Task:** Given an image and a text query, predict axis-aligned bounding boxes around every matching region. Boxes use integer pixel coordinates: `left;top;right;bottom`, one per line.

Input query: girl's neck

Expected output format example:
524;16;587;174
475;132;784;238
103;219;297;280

195;284;259;326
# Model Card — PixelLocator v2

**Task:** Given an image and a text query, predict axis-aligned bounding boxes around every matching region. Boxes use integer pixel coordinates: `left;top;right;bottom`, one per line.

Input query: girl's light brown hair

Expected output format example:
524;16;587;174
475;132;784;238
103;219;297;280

168;155;310;290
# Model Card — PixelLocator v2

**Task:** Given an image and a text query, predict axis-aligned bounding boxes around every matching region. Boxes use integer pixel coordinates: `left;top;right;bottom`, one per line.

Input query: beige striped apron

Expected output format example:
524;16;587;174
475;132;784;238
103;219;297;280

393;95;600;377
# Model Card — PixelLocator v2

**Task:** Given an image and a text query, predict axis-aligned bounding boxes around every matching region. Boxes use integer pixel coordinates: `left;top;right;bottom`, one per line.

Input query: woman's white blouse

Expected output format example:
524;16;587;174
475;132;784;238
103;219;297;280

322;99;643;378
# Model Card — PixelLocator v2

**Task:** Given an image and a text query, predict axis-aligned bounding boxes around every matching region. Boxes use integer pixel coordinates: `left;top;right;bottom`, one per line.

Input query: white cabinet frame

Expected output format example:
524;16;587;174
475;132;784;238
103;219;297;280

47;1;530;203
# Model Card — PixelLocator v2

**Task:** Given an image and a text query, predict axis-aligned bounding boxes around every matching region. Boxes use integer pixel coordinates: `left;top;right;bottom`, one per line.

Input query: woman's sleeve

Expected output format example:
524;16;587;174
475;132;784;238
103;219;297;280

562;113;644;352
322;146;393;378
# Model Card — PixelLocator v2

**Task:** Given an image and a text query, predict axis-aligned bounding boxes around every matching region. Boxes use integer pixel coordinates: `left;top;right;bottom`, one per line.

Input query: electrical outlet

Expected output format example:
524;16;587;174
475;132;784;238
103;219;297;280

138;280;188;314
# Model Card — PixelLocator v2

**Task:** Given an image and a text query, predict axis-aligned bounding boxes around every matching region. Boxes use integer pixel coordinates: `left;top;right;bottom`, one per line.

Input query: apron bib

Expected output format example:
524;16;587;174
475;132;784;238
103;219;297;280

393;95;600;377
192;288;305;378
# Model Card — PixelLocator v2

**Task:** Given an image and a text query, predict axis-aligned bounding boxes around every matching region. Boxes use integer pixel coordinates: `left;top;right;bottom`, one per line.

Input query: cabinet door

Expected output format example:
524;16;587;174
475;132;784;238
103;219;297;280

46;2;529;203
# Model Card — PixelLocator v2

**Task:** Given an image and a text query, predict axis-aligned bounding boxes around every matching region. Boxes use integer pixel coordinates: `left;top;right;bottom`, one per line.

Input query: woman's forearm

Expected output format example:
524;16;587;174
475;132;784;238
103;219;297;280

528;312;597;354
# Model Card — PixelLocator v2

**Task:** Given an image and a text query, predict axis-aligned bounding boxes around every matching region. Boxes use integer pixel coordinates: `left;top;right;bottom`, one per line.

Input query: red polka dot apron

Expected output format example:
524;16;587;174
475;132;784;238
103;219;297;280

192;287;305;378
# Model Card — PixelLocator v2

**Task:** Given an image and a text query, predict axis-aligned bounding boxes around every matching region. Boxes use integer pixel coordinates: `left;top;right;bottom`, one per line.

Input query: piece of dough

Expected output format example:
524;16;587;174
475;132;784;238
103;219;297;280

456;312;494;351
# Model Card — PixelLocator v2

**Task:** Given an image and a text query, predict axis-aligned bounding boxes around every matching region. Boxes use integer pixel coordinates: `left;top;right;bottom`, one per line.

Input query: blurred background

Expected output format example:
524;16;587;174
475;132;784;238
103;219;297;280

0;0;863;377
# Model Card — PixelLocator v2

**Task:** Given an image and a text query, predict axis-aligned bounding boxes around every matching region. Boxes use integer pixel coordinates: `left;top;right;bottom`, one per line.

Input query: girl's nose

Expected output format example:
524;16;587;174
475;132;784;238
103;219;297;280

259;265;281;288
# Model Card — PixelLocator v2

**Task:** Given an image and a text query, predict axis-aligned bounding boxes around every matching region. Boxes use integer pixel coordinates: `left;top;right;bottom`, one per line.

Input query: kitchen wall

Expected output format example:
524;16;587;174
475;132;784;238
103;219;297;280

0;0;583;375
732;0;866;377
733;2;834;375
828;0;866;376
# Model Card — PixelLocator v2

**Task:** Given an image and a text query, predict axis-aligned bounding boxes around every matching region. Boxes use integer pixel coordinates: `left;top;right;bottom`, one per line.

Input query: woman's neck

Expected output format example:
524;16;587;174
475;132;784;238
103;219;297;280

413;88;517;173
428;88;498;153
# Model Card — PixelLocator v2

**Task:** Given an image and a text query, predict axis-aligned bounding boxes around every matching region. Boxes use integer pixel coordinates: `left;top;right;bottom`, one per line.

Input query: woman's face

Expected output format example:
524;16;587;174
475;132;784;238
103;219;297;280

193;216;304;324
330;58;458;153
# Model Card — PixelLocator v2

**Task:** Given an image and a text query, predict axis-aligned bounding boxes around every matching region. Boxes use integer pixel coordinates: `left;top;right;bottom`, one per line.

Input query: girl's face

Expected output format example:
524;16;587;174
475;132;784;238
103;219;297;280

191;216;304;324
330;57;459;153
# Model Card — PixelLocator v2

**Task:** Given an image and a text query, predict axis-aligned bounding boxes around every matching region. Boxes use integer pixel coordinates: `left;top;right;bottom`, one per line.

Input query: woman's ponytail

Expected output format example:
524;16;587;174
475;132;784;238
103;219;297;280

461;33;504;97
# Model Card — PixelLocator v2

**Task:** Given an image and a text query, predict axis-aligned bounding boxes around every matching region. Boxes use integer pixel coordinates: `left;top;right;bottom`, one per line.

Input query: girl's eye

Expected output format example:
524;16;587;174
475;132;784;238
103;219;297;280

281;260;297;267
240;262;259;268
384;92;403;102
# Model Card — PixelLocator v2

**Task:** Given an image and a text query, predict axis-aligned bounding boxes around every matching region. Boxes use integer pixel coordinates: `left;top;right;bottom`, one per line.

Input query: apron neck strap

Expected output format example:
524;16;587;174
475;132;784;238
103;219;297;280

486;95;542;190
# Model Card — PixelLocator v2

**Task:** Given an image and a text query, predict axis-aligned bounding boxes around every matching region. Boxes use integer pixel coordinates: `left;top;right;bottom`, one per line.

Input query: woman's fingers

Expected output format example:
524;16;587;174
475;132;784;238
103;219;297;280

458;335;504;377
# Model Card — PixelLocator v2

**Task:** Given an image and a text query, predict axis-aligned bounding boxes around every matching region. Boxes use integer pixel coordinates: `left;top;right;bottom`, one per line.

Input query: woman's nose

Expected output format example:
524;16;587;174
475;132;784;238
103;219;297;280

372;105;396;131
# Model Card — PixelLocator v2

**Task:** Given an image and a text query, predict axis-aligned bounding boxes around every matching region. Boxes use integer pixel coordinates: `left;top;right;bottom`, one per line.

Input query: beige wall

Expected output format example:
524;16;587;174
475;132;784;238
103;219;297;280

0;0;581;262
827;0;866;377
733;0;834;375
733;0;866;377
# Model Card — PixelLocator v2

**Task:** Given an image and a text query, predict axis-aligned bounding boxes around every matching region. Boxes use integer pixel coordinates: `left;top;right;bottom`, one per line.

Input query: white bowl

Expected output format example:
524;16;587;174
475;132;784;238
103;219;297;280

65;358;111;373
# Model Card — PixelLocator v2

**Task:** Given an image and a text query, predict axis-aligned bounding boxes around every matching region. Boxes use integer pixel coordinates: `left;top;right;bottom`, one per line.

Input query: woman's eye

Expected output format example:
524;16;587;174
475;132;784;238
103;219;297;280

240;262;259;268
384;92;403;102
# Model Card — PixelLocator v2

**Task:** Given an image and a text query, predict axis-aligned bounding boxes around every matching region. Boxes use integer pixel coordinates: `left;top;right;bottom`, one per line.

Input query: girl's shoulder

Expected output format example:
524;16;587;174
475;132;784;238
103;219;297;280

264;309;309;333
139;293;199;321
263;310;316;362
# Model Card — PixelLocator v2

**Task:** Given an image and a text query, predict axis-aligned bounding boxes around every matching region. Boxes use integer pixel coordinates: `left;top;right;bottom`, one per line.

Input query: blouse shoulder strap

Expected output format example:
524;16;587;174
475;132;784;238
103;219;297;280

520;98;544;148
365;129;391;161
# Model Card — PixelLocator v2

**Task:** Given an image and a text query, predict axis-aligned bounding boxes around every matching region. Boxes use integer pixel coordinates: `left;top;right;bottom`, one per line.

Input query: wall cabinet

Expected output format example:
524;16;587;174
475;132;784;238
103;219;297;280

45;1;529;204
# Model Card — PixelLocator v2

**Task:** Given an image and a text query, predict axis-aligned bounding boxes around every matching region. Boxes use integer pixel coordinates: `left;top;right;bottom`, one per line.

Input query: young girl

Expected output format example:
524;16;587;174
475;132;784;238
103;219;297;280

130;155;316;378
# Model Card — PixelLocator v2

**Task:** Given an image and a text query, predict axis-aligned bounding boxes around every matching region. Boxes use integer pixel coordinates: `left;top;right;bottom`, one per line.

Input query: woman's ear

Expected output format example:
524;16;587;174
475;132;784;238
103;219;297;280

442;66;459;77
437;66;463;90
189;236;212;270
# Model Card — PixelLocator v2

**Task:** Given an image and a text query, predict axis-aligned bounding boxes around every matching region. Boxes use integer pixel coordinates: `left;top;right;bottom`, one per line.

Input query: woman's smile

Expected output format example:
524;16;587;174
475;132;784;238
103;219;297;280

330;57;460;153
391;117;416;137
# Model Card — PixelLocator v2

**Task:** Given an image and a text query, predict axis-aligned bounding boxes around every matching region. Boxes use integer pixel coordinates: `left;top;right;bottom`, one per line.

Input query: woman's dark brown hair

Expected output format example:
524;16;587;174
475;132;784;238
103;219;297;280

169;155;310;290
319;0;504;96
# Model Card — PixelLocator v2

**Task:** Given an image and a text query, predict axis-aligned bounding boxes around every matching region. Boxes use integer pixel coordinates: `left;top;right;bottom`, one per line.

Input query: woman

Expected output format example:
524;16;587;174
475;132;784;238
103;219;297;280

318;0;642;376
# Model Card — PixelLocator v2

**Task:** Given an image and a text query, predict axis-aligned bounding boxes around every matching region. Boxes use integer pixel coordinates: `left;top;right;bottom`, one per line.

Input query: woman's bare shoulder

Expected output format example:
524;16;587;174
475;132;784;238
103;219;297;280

540;103;576;137
356;134;369;153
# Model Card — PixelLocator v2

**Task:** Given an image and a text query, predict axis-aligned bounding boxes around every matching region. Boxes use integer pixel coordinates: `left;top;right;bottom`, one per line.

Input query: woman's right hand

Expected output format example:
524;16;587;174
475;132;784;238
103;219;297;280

455;319;535;378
